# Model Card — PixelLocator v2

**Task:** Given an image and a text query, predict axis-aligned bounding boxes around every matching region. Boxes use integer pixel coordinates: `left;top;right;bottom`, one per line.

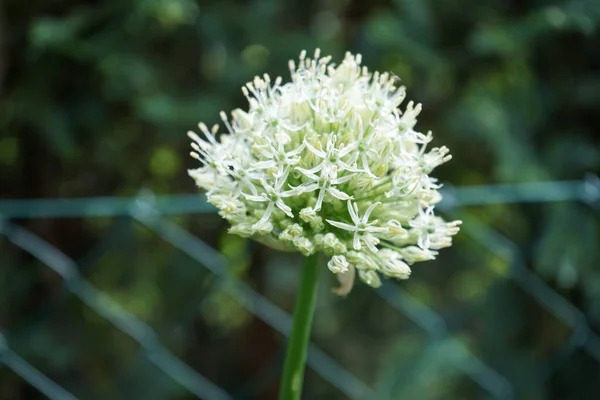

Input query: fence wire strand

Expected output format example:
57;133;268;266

1;176;598;219
131;198;375;400
458;214;600;364
0;332;77;400
0;219;232;400
1;177;599;400
375;283;514;399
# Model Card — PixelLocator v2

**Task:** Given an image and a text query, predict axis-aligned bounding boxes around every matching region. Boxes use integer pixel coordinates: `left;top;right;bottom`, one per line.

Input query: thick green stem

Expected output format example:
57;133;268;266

279;253;320;400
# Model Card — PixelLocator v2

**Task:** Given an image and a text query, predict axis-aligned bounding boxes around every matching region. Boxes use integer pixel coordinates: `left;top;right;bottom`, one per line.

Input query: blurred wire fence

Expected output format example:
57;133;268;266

1;176;600;400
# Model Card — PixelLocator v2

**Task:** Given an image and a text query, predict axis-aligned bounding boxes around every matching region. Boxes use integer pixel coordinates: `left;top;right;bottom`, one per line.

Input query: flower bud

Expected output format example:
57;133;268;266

327;255;350;274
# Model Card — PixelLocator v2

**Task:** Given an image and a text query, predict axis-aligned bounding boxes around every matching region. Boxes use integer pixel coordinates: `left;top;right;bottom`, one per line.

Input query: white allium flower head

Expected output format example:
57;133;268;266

188;49;461;295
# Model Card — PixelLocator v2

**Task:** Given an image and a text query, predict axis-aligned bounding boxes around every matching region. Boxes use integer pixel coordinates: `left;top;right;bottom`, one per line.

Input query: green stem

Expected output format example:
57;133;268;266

279;253;320;400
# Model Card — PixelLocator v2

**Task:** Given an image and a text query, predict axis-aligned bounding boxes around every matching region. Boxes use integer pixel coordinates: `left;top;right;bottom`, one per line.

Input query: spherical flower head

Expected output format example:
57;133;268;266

188;49;461;295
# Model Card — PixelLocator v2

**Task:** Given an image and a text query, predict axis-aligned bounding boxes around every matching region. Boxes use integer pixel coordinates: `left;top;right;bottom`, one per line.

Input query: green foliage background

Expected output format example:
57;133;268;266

1;0;600;399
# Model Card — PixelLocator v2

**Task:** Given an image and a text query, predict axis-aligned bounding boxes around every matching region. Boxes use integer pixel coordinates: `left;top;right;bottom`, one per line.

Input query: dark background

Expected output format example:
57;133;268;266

1;0;600;399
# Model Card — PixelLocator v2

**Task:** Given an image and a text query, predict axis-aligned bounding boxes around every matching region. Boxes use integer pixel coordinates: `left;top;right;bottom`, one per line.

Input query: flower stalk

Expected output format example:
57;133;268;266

279;253;320;400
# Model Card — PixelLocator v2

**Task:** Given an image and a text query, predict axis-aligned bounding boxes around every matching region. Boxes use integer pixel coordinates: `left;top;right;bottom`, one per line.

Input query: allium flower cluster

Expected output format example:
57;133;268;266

188;49;461;295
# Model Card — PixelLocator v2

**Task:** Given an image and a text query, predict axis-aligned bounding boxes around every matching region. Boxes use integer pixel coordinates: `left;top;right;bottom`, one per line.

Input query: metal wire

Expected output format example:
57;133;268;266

0;219;232;400
130;197;375;400
1;176;598;219
375;283;514;399
458;214;600;365
1;177;599;399
0;332;78;400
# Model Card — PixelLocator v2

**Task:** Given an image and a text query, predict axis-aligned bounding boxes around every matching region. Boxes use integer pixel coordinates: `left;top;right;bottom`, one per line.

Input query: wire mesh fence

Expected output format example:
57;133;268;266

1;176;599;400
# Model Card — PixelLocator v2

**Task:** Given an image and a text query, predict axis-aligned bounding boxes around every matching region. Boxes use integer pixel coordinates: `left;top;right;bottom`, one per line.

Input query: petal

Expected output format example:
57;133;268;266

286;183;318;195
287;142;307;156
331;173;354;185
353;232;361;250
276;199;294;218
362;202;381;223
314;188;326;211
368;226;389;233
243;182;259;196
243;194;268;202
338;142;358;158
296;165;322;178
364;234;380;253
281;121;309;132
347;200;360;224
304;138;327;158
337;161;363;173
255;147;274;158
259;202;275;223
259;179;275;192
361;156;377;178
328;187;351;200
326;220;357;231
253;160;277;169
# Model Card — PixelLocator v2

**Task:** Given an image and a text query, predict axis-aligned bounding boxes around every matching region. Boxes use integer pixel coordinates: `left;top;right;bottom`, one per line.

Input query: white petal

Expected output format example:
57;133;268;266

276;199;294;218
353;232;361;250
296;166;322;178
362;202;381;222
326;220;357;232
287;142;307;157
331;173;354;185
314;188;326;211
328;187;351;200
347;200;360;224
304;138;327;158
243;194;268;202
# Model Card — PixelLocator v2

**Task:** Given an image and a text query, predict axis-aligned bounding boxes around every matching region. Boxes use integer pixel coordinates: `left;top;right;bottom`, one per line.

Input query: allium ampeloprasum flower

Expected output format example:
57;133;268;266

188;49;461;295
